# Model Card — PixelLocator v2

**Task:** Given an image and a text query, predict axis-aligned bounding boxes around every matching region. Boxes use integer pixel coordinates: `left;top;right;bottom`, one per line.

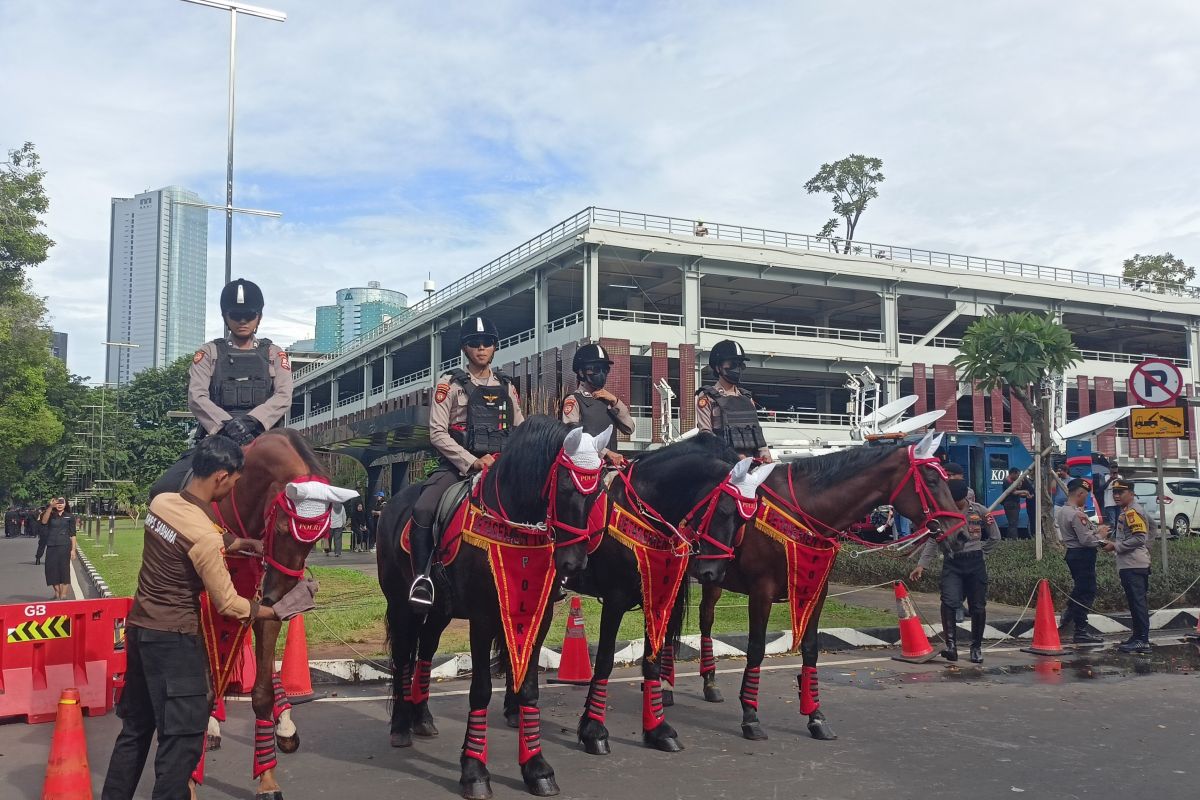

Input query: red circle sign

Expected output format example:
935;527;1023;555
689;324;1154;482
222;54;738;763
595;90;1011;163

1129;358;1184;407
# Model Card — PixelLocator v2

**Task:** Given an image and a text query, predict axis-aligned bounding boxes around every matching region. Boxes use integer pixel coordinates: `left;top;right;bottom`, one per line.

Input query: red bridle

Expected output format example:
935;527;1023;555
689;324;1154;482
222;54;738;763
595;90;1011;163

213;473;332;579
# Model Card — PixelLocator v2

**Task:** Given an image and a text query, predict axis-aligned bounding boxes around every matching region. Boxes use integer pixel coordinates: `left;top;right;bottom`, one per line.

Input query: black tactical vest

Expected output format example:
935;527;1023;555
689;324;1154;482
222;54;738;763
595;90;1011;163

449;370;513;456
699;386;767;453
573;391;614;437
209;338;273;416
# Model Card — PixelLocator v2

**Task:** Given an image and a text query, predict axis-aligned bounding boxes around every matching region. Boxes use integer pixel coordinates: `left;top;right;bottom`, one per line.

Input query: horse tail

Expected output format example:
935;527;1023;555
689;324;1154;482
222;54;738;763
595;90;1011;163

667;575;691;659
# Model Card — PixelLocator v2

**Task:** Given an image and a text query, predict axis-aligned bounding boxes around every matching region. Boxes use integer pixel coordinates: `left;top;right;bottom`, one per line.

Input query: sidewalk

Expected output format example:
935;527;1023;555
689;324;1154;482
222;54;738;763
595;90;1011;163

0;537;81;603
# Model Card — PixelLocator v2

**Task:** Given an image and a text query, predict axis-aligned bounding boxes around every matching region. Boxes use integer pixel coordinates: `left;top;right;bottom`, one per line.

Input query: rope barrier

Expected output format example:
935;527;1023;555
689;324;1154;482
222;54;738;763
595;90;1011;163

1046;572;1200;619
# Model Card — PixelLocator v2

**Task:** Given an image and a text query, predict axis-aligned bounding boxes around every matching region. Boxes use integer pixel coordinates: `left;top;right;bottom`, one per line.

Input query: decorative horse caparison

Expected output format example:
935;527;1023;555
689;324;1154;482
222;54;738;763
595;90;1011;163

695;433;967;742
191;429;345;800
376;416;610;800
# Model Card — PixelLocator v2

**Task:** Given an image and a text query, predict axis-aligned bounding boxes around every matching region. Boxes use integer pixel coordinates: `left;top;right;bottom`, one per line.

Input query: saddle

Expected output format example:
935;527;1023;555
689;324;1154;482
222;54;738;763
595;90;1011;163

401;476;476;568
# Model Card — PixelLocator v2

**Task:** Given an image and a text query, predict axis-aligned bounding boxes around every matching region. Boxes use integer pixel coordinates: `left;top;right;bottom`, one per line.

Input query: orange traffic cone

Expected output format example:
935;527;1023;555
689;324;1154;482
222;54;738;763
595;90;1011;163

551;596;593;684
892;581;938;663
1021;579;1070;656
43;688;92;800
281;615;316;703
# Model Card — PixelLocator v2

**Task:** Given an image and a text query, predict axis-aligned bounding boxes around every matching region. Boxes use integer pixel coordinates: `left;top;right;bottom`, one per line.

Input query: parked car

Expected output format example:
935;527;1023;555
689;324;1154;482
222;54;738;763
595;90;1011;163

1130;478;1200;537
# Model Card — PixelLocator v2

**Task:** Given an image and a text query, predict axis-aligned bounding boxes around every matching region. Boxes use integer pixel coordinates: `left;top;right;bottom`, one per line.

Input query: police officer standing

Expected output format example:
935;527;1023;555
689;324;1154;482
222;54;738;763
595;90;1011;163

1054;478;1109;644
694;339;772;461
1105;479;1156;653
910;479;1000;664
561;343;633;467
408;316;524;610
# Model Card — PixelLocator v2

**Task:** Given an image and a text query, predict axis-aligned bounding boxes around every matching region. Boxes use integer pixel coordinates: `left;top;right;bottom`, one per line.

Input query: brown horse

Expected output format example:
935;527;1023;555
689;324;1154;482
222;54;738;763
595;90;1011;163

697;433;966;742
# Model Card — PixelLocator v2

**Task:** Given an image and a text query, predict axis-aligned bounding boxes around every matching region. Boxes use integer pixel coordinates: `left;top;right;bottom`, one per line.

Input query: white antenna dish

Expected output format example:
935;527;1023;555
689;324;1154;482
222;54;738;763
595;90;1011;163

883;409;946;434
1054;405;1140;441
861;395;918;428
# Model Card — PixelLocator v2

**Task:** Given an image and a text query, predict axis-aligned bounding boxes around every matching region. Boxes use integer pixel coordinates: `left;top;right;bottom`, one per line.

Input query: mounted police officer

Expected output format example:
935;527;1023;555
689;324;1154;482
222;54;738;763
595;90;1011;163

694;339;771;461
408;316;524;610
561;343;633;467
1104;479;1157;653
148;279;293;499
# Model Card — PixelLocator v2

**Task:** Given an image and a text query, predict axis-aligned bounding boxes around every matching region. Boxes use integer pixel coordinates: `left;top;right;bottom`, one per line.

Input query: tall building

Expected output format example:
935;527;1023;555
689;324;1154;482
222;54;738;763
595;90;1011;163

50;331;68;364
313;282;408;352
105;187;208;384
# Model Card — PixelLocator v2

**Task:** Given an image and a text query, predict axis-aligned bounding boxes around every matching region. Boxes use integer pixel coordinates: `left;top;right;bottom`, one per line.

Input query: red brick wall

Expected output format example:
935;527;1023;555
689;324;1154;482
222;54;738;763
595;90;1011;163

1010;390;1032;448
1077;375;1091;418
932;365;957;432
971;385;986;433
600;337;631;442
1094;377;1116;457
990;388;1005;433
912;363;928;415
560;341;578;398
679;343;697;432
651;342;668;443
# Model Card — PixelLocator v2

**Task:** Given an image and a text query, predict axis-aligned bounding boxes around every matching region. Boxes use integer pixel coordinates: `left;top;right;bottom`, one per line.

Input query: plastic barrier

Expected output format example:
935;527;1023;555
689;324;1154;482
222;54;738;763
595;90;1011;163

0;597;132;723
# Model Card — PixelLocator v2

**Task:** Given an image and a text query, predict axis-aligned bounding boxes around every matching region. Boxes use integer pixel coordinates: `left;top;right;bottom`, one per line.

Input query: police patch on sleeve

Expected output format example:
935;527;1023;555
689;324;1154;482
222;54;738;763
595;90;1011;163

277;351;291;371
1124;508;1148;534
193;349;205;365
563;397;576;415
435;382;449;403
697;395;709;409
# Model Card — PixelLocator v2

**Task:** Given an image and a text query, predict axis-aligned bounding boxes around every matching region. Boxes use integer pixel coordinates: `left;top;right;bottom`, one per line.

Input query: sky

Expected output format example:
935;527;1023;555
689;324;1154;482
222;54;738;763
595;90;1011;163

4;0;1200;381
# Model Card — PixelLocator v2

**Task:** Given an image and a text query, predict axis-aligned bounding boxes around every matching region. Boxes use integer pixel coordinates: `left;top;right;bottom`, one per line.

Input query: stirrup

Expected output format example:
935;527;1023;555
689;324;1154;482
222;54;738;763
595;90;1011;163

408;575;435;610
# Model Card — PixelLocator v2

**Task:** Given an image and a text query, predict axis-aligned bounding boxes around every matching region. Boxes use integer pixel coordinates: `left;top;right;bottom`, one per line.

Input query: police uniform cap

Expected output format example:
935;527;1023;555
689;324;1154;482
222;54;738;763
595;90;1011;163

708;339;747;370
220;279;265;314
1067;478;1091;493
1109;479;1133;492
460;316;499;345
573;343;614;372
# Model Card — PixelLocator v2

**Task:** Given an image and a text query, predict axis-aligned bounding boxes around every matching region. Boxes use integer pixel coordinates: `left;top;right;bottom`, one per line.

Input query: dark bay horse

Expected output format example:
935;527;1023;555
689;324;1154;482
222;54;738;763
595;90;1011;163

377;417;610;799
571;434;776;755
697;432;966;742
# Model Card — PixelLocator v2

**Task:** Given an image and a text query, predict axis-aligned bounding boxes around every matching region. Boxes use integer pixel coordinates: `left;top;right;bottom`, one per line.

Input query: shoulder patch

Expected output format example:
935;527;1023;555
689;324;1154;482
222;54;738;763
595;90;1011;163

435;382;450;403
563;396;577;415
697;395;709;409
1124;507;1148;533
193;349;205;364
277;351;291;371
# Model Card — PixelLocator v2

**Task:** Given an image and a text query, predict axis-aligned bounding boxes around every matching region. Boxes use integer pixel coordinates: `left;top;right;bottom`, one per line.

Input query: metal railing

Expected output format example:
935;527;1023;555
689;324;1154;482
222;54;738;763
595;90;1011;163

546;310;583;333
336;392;364;409
309;403;331;416
702;315;885;343
500;327;536;349
389;368;431;391
897;332;1191;368
438;357;461;374
630;405;680;418
757;409;854;426
599;307;684;326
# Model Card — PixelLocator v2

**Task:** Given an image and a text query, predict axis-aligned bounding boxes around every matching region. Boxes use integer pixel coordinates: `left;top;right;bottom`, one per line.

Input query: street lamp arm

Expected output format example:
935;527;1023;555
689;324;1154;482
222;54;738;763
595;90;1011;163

179;0;286;22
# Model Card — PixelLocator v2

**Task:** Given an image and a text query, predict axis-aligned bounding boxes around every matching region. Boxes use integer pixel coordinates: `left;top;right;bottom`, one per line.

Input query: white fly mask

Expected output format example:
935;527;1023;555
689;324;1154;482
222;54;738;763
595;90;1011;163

276;481;360;543
912;430;945;461
562;426;612;472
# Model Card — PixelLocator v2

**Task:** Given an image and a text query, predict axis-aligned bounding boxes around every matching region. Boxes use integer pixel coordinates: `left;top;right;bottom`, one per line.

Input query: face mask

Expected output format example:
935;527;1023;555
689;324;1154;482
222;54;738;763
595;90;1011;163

583;367;608;389
722;368;743;385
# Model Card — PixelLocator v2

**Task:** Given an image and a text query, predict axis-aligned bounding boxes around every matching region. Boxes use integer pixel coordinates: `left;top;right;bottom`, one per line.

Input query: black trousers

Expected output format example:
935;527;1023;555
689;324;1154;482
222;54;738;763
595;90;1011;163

35;533;48;561
1119;568;1151;641
1063;548;1098;630
940;551;988;613
101;627;212;800
1002;505;1021;540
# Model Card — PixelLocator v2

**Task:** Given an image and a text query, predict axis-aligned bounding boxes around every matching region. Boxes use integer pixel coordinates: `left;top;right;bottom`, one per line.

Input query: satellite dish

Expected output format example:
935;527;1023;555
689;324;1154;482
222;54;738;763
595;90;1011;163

861;395;918;428
1055;405;1141;441
883;409;946;434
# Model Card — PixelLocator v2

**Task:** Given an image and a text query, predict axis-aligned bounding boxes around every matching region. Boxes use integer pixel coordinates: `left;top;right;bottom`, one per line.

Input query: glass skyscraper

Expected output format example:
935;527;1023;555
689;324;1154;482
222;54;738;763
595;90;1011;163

313;282;408;353
106;186;208;384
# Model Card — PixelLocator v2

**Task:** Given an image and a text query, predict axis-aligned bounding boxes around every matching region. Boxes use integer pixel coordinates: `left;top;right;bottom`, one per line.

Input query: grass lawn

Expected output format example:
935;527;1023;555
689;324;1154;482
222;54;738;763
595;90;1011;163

82;520;894;657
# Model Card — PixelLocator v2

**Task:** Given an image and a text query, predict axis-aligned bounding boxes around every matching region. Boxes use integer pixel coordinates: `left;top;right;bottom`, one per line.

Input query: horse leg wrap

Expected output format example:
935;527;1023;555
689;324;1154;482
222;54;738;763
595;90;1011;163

212;695;227;723
463;709;488;764
798;666;820;715
253;718;278;778
699;636;716;676
739;666;761;711
191;747;205;786
271;672;292;719
642;680;666;731
400;661;414;703
517;706;543;765
584;679;608;724
411;659;432;705
660;644;675;688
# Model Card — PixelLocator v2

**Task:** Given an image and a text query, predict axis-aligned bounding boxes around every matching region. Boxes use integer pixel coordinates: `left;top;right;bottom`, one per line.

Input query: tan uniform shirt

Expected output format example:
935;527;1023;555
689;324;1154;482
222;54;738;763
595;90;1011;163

1056;503;1103;549
189;338;294;435
561;390;635;435
1113;503;1155;570
694;383;771;459
128;492;253;634
918;501;1001;567
429;370;525;476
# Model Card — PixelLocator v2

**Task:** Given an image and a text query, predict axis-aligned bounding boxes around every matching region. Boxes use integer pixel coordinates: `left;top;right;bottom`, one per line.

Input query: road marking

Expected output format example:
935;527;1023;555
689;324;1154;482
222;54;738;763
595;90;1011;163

69;557;84;600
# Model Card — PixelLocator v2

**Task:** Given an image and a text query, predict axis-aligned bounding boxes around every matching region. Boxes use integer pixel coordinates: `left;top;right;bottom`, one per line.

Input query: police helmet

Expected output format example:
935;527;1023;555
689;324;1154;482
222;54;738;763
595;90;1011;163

460;316;500;346
572;343;614;373
707;339;747;370
220;279;265;315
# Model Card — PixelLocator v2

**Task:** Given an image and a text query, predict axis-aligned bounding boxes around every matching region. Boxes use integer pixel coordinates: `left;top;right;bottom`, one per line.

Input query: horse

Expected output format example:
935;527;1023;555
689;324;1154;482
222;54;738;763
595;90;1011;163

696;431;967;742
569;433;776;755
377;416;610;800
192;429;349;800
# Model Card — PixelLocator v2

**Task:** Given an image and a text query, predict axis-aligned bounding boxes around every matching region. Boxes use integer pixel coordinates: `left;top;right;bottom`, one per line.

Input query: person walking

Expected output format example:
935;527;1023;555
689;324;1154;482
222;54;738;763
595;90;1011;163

350;500;368;552
1104;479;1156;654
1055;478;1108;644
1001;468;1033;540
39;498;76;600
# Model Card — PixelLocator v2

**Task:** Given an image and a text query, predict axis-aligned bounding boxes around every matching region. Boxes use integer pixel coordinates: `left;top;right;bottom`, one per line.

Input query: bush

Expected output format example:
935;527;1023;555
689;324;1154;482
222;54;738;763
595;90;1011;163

832;538;1200;612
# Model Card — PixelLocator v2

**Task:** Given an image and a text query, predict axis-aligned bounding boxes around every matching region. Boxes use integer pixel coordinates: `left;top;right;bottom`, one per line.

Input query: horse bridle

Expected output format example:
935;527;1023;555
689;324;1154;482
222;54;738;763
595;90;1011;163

214;473;333;579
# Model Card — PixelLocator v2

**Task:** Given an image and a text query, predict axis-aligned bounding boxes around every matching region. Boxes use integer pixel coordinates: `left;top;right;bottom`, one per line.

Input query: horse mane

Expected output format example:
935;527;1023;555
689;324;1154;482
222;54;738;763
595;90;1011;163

492;415;570;497
789;442;904;490
258;428;328;478
633;431;738;468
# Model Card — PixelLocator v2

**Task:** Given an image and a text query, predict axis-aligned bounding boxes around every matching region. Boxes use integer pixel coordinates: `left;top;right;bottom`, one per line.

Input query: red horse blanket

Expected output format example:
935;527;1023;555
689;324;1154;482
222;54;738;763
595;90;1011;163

606;503;690;660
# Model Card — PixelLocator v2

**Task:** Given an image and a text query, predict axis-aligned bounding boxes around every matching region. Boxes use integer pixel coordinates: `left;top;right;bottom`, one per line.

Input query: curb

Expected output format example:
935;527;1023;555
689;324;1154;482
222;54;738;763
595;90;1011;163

75;549;112;599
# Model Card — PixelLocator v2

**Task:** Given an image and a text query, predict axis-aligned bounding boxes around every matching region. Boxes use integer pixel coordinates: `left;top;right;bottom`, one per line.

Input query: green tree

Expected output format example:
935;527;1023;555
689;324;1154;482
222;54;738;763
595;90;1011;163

952;312;1082;552
804;154;885;254
0;290;63;499
1122;252;1195;292
1;142;54;297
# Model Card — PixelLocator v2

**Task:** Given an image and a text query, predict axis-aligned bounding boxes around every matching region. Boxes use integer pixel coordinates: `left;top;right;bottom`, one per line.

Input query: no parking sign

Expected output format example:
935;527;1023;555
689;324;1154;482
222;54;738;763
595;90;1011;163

1128;358;1183;407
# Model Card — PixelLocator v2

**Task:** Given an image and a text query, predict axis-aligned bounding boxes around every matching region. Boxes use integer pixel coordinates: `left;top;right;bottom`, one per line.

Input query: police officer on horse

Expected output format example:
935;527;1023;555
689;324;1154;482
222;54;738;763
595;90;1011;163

695;339;772;461
408;316;524;610
149;279;293;499
560;343;633;467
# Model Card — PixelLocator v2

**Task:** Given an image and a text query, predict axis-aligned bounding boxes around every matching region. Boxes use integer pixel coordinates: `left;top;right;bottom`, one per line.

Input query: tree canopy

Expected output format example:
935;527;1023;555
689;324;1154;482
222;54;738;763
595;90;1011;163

1;142;54;297
804;154;884;254
1122;252;1194;291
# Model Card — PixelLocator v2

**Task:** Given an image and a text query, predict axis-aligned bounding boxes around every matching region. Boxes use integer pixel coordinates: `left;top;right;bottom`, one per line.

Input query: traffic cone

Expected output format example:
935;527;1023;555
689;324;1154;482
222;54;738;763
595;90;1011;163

891;581;939;663
280;615;316;703
42;688;92;800
1021;579;1070;656
551;596;593;684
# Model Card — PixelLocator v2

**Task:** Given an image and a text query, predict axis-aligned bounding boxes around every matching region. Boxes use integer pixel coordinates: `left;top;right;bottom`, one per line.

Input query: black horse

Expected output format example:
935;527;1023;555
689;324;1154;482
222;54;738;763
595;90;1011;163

377;416;610;799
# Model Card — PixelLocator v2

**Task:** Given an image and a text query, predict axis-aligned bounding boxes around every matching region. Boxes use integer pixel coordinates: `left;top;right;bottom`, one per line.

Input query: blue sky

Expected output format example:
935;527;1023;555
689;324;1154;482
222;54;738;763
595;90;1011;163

3;0;1199;380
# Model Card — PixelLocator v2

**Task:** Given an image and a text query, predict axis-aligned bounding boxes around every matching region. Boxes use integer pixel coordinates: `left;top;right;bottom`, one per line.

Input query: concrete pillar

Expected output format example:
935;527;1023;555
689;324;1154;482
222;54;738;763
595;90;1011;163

363;363;372;410
382;352;393;395
303;391;311;421
331;377;340;412
681;261;702;345
430;324;442;385
534;269;549;351
391;460;411;495
880;287;899;358
1187;321;1200;476
583;244;600;340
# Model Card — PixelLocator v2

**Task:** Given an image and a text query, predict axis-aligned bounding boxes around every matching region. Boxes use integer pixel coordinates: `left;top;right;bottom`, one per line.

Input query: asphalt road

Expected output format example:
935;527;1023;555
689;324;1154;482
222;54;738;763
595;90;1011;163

4;642;1198;800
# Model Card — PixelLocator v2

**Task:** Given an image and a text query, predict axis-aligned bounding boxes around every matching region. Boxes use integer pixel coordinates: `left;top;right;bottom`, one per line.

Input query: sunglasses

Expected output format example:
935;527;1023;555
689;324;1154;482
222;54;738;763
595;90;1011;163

462;337;497;349
226;311;259;323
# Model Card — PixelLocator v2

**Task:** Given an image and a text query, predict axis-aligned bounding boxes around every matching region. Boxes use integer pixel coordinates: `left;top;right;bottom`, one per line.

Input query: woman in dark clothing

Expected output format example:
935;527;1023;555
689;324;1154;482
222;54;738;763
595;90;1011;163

350;501;368;552
39;497;76;600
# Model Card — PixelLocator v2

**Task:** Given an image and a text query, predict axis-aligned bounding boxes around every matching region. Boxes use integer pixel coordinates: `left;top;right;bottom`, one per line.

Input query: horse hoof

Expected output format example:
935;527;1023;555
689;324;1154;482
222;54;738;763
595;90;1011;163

276;733;300;754
390;731;413;748
741;723;769;741
580;736;610;755
644;733;684;753
661;689;674;707
808;719;838;741
505;712;519;729
206;734;221;751
526;777;560;797
412;719;439;738
460;779;493;800
703;685;724;703
255;792;285;800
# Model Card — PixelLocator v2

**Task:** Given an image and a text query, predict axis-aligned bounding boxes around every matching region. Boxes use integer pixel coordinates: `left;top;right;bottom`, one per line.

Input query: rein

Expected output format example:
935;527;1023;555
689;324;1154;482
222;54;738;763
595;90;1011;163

212;472;333;579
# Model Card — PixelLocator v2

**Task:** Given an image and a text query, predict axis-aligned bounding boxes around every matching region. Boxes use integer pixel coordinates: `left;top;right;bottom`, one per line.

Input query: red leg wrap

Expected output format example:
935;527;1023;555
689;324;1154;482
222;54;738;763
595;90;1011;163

799;666;820;715
271;672;292;719
699;636;716;676
660;644;675;687
463;709;488;764
739;666;761;710
411;659;432;704
642;680;666;731
584;679;608;724
192;747;205;785
212;695;227;723
400;661;414;704
253;718;278;778
518;706;543;765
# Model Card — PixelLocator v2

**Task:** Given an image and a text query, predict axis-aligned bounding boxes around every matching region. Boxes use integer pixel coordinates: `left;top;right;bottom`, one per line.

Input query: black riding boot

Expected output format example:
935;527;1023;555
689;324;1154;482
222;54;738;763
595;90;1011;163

939;605;958;662
969;611;985;664
408;524;435;612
